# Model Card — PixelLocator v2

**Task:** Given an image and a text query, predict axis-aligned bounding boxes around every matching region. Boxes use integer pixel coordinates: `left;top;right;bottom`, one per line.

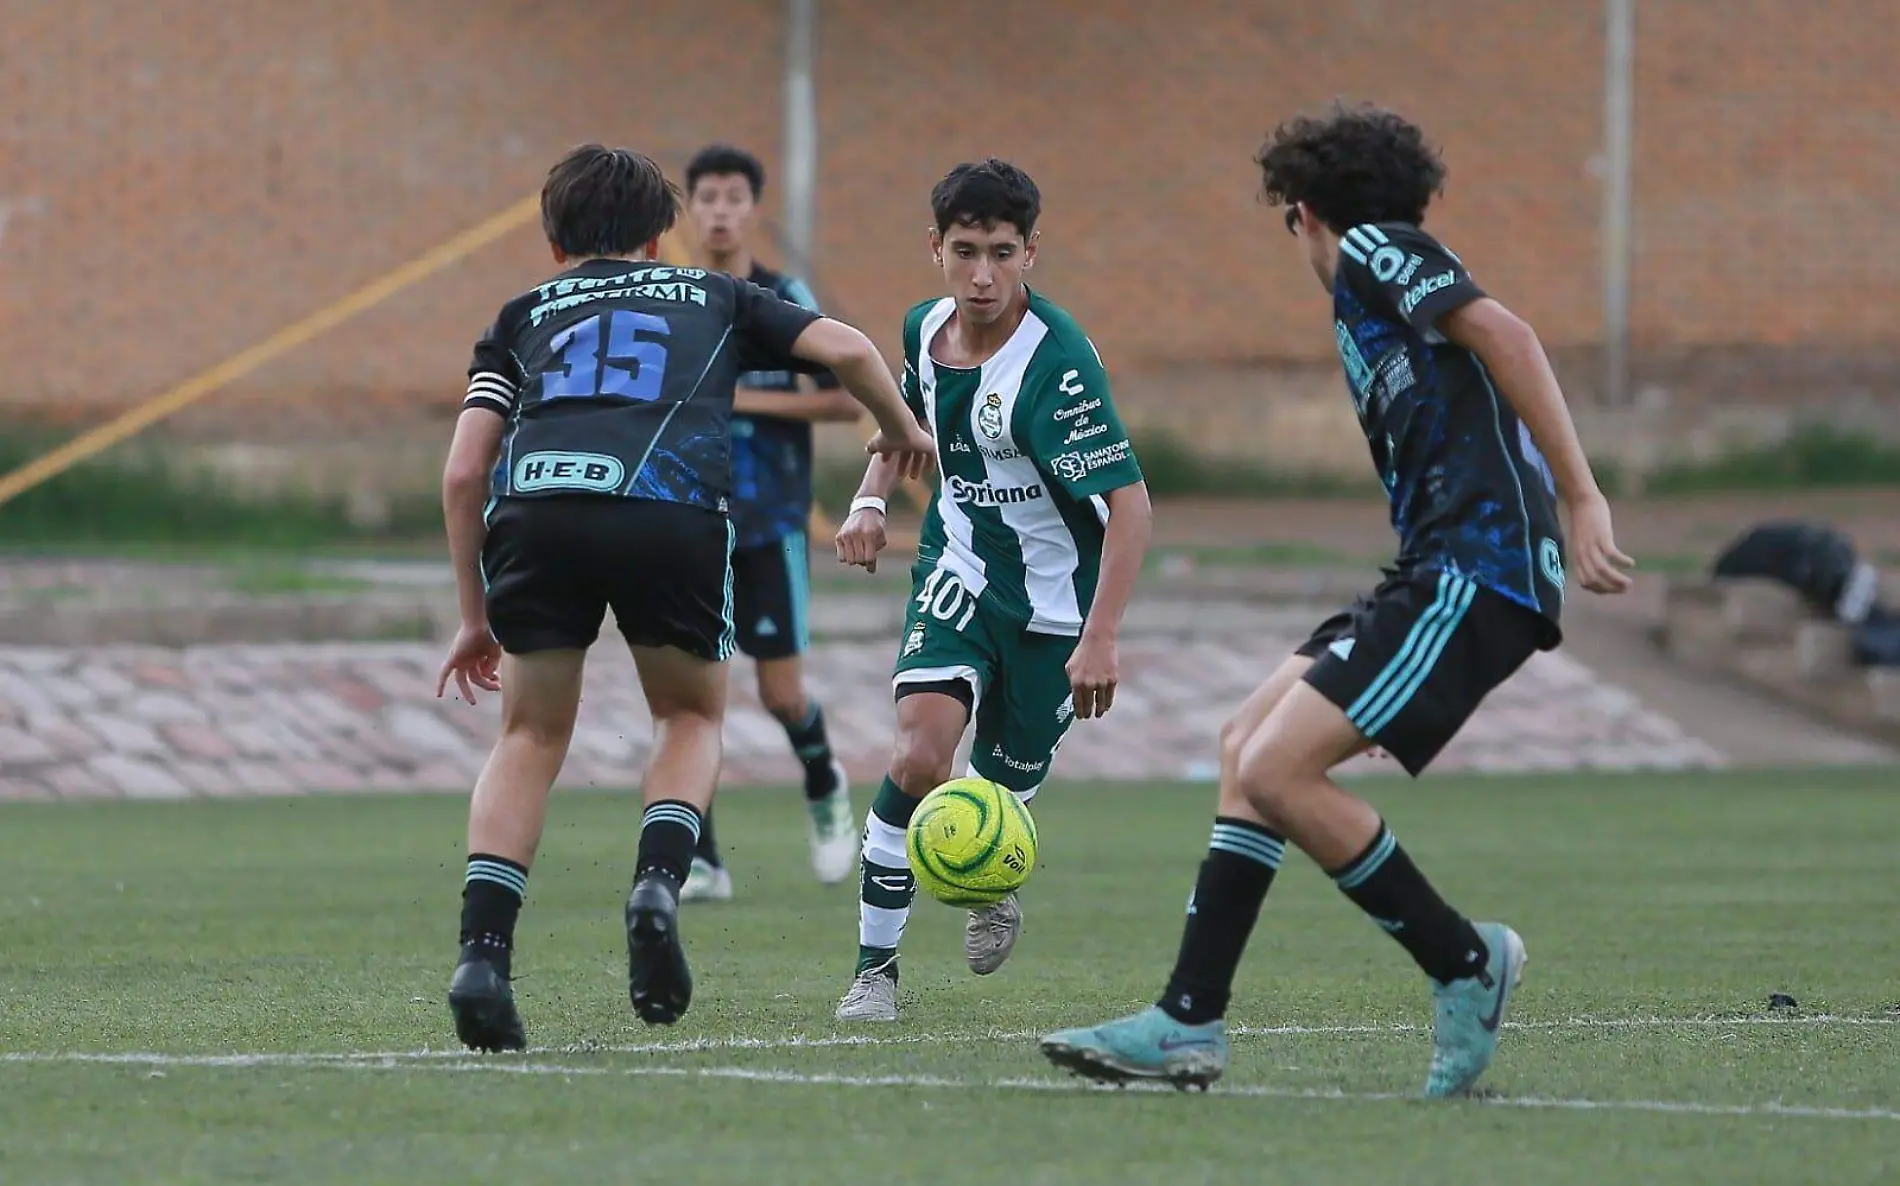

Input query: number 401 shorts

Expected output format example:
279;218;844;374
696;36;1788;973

891;561;1078;800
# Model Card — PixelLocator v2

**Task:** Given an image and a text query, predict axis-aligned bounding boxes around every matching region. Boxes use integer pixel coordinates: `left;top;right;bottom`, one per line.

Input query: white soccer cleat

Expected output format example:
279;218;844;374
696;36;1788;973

807;768;857;886
964;892;1022;976
835;960;900;1023
678;856;733;903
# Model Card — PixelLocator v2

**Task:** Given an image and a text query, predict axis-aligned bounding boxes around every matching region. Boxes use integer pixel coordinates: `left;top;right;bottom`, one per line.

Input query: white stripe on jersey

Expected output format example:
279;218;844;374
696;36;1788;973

1340;226;1375;263
916;299;990;601
465;371;519;414
973;314;1086;634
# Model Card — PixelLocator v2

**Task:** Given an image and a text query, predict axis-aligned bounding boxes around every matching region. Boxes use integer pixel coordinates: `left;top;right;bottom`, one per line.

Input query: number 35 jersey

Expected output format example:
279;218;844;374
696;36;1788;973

463;258;826;511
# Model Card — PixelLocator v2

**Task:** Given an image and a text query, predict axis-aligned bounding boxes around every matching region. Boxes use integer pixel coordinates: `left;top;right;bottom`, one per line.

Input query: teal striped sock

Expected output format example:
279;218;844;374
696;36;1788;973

637;800;704;887
461;853;528;968
1158;817;1285;1024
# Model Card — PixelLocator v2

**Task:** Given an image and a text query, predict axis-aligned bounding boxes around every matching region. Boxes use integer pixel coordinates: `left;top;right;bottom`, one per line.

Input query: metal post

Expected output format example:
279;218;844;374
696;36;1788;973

783;0;818;282
1602;0;1635;407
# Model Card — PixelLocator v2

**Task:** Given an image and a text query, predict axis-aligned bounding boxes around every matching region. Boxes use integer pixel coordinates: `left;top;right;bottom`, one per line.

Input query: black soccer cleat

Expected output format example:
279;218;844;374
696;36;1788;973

447;948;527;1053
626;874;693;1026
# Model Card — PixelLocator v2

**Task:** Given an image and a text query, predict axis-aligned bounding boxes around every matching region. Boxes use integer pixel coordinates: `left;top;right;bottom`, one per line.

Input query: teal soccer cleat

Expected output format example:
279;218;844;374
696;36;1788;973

1427;921;1528;1098
1040;1006;1229;1091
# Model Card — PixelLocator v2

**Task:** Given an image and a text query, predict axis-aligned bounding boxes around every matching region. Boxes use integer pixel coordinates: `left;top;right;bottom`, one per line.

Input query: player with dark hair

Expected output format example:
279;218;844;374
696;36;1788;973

676;143;862;902
1041;103;1633;1095
436;143;933;1050
830;159;1154;1022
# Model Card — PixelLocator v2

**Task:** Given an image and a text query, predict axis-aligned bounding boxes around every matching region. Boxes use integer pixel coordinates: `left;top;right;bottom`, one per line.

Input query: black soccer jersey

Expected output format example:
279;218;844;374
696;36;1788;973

464;258;825;512
1330;222;1567;638
728;263;841;547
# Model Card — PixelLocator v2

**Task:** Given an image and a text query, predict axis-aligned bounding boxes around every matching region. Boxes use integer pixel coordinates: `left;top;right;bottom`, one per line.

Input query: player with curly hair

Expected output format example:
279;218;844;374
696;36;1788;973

1040;103;1633;1096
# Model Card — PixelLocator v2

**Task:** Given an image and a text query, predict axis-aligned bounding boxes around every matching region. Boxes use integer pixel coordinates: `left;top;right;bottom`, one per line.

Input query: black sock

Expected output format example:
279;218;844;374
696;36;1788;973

694;802;722;867
781;702;838;801
1332;824;1489;984
636;800;704;888
1157;818;1285;1025
460;853;528;977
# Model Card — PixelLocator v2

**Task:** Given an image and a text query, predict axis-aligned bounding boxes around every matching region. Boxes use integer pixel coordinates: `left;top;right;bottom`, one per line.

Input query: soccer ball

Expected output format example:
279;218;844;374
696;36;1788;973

907;776;1038;907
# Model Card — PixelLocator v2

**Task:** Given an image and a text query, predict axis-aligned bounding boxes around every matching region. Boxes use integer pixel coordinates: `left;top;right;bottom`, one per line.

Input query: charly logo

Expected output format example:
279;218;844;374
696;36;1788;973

976;392;1004;440
1539;537;1566;599
1370;244;1409;283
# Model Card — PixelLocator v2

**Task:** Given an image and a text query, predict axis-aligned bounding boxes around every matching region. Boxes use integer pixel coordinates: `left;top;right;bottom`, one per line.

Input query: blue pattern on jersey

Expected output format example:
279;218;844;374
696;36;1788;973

728;270;823;547
1333;285;1545;616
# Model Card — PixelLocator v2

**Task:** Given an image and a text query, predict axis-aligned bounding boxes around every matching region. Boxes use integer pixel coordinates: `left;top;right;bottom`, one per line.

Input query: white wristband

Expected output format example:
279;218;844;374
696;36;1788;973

849;496;888;517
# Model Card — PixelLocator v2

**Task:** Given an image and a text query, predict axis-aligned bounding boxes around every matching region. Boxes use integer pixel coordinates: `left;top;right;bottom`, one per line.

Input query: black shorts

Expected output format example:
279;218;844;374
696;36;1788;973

730;531;811;661
1297;569;1555;777
482;496;734;659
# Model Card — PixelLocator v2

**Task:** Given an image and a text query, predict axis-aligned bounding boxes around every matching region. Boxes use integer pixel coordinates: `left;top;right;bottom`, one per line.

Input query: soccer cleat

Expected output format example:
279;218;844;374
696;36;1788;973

807;764;856;885
1040;1006;1229;1090
626;875;693;1026
1425;921;1528;1098
679;856;734;903
447;947;527;1053
834;958;900;1023
964;892;1022;975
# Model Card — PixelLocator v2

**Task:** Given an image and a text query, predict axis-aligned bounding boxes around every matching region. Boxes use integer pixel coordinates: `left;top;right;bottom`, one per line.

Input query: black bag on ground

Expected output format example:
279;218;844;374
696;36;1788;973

1711;521;1870;620
1711;520;1896;665
1851;605;1900;667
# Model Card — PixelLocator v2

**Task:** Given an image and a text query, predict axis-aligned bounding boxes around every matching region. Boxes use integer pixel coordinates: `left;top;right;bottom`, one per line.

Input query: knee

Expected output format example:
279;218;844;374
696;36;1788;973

1218;713;1249;773
500;711;574;749
1232;729;1308;831
889;732;957;797
761;691;809;725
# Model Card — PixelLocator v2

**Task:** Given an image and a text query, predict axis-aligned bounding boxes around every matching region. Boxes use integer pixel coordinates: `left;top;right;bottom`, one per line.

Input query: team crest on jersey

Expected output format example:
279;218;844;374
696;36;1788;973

976;393;1004;440
902;621;927;657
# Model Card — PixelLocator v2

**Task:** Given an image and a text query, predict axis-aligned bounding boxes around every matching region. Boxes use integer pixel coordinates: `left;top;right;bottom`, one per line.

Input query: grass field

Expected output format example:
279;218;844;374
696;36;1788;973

5;770;1898;1184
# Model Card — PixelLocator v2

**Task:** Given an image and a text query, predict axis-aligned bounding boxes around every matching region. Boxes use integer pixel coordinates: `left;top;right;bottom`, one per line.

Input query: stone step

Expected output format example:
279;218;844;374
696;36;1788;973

1718;578;1813;642
0;634;1727;801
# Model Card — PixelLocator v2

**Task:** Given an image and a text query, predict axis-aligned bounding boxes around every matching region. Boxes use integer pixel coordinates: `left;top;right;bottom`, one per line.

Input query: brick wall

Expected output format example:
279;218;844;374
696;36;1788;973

4;1;1896;475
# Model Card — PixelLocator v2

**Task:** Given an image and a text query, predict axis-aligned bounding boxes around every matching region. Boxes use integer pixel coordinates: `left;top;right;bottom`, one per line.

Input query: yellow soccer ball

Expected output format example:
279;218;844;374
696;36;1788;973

906;776;1038;907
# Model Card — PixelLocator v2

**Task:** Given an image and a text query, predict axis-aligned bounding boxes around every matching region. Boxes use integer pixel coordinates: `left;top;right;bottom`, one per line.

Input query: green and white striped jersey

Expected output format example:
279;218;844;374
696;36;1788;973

899;289;1143;636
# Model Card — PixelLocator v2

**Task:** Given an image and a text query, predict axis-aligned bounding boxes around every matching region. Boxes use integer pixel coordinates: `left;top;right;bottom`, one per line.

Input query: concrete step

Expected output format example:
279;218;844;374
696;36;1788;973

1718;578;1813;643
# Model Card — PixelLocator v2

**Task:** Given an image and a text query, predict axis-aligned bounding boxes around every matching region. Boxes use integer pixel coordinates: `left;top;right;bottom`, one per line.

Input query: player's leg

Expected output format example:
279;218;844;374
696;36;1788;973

1038;651;1318;1086
749;529;854;884
834;684;970;1022
1271;576;1540;1096
679;543;778;903
1047;574;1537;1094
611;503;740;1027
448;500;604;1052
958;627;1080;975
836;574;996;1022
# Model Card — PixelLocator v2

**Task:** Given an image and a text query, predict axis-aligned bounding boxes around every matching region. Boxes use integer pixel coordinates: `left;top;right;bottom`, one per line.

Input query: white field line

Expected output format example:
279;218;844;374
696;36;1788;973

3;1011;1894;1070
134;1056;1900;1123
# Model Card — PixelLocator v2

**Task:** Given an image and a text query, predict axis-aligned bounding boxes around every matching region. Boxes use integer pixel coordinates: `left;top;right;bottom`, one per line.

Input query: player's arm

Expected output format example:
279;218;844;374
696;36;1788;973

836;358;930;574
1353;226;1632;594
1082;477;1153;638
734;277;864;423
434;326;517;702
1027;347;1153;718
730;278;930;469
442;408;504;627
444;335;518;630
1440;298;1631;593
732;385;862;422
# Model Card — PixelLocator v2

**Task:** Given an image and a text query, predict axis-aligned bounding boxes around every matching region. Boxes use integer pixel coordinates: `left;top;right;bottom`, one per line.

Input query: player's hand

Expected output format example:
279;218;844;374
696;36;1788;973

835;508;889;574
436;621;502;704
1565;492;1636;595
865;422;936;482
1067;631;1120;720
